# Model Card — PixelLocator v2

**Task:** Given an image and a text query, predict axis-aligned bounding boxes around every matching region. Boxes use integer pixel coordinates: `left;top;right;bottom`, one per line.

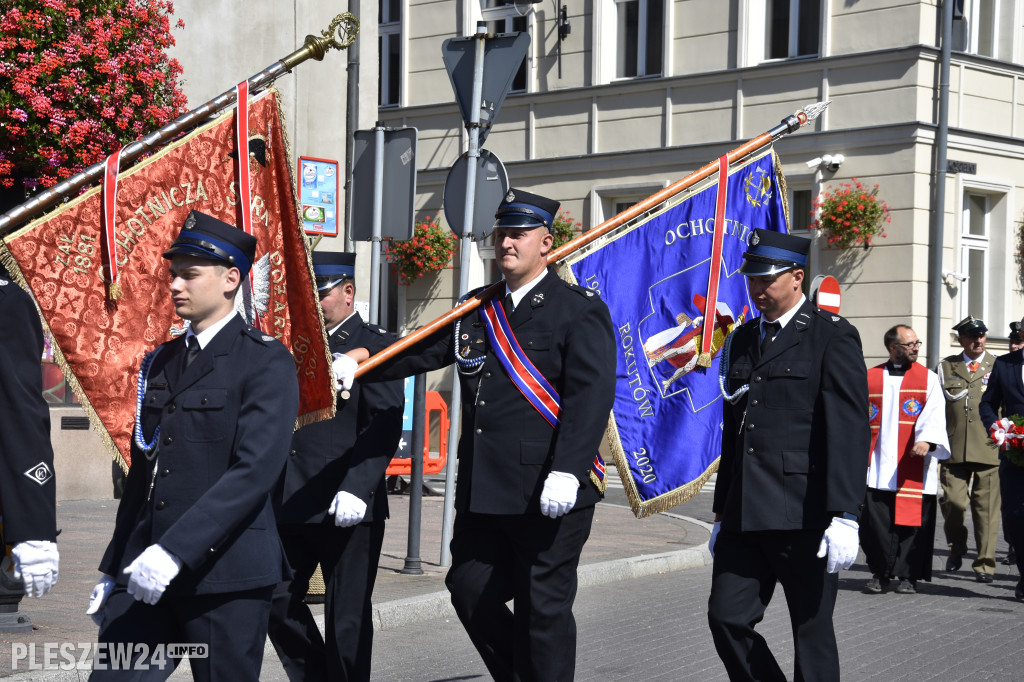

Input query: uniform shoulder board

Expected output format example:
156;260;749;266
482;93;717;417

563;280;599;299
364;323;388;335
242;326;273;345
813;307;846;325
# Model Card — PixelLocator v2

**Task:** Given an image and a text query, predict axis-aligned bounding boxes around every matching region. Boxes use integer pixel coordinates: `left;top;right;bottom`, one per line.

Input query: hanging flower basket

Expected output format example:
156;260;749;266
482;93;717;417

811;179;891;250
551;209;582;249
386;215;458;286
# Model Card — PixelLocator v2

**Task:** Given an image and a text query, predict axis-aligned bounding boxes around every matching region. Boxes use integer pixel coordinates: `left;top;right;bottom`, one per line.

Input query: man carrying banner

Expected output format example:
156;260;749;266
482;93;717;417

709;229;869;681
85;211;299;680
937;316;1000;582
860;325;950;596
268;251;404;682
0;264;59;600
357;189;616;681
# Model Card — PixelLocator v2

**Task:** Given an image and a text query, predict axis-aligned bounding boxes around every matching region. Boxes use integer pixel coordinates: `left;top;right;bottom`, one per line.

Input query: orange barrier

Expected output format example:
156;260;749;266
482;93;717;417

386;390;449;476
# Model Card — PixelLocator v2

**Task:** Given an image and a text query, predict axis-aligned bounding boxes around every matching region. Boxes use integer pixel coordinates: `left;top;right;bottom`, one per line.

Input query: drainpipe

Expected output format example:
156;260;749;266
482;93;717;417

928;0;954;367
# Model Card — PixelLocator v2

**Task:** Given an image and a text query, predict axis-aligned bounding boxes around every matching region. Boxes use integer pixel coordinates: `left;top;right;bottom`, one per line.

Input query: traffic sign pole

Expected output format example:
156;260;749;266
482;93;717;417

440;21;488;568
369;123;386;324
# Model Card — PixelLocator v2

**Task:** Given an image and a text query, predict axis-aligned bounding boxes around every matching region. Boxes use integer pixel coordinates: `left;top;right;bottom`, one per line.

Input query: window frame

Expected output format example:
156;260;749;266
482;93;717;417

955;175;1014;335
594;0;671;84
739;0;827;68
379;0;405;107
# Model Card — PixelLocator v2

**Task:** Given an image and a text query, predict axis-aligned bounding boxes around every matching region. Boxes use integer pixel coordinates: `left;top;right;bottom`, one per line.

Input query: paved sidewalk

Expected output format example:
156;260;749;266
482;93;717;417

0;482;712;679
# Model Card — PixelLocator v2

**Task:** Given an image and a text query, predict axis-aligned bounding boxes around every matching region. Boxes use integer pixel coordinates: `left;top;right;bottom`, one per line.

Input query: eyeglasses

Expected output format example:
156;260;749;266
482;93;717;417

894;340;922;349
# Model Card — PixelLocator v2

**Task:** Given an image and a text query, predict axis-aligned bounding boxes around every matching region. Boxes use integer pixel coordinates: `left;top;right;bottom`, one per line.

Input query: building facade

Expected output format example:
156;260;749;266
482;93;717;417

379;0;1024;368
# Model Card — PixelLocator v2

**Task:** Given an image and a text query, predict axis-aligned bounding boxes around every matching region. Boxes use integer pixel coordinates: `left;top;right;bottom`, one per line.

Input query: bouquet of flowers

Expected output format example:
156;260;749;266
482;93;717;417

811;178;891;249
989;416;1024;466
386;215;458;286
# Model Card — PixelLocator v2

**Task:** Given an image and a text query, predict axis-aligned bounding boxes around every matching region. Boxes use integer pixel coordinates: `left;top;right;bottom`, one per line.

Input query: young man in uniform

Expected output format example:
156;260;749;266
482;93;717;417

86;211;299;680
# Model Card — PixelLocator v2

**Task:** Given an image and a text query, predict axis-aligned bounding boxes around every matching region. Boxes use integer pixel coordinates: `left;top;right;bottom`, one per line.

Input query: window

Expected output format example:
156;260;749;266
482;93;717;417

960;192;991;322
615;0;663;78
955;0;1016;62
379;0;402;106
765;0;820;60
481;0;529;92
958;184;1011;334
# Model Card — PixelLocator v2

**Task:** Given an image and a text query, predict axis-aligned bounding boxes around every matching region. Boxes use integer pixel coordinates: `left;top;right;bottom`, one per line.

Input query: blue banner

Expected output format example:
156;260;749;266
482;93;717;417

567;150;788;516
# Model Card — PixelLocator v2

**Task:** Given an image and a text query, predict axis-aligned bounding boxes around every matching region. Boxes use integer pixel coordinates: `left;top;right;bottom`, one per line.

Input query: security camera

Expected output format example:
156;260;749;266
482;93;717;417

942;270;969;285
805;157;823;169
822;153;844;172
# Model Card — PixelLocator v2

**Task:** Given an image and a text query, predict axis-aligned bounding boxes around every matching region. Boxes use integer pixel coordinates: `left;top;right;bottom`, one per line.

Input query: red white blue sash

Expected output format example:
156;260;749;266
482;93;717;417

479;296;606;491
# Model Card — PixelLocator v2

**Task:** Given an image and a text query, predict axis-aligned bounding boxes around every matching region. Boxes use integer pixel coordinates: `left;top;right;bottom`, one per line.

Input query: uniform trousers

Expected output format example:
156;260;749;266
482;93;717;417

268;519;385;682
91;585;273;682
939;462;1001;574
707;528;839;682
999;460;1024;580
860;488;937;582
445;506;594;682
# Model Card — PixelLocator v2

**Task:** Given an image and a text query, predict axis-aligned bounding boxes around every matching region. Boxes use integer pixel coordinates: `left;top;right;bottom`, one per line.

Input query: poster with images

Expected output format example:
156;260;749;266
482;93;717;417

299;156;340;237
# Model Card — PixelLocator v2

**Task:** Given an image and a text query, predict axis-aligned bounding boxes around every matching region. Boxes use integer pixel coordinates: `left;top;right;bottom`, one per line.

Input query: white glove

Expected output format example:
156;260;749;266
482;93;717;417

85;575;116;627
328;491;367;527
332;353;358;392
709;521;721;558
11;540;59;598
816;516;860;573
539;471;579;519
123;544;181;605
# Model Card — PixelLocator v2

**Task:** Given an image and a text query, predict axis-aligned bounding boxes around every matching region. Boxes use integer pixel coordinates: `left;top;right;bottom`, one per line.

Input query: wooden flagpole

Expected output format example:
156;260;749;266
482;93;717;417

355;101;830;377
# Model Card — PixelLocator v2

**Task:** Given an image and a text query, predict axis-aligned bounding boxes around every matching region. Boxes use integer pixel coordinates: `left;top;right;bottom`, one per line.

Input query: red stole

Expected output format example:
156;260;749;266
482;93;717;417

867;362;928;527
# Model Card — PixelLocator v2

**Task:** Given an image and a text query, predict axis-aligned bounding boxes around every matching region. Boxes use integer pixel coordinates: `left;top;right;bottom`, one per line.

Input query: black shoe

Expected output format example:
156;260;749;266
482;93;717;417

1015;581;1024;601
1007;549;1017;565
895;578;916;594
975;572;994;584
863;577;884;594
945;555;962;572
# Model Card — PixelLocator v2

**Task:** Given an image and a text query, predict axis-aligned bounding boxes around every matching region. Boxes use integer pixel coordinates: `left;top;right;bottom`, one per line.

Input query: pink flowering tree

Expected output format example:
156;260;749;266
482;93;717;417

0;0;187;206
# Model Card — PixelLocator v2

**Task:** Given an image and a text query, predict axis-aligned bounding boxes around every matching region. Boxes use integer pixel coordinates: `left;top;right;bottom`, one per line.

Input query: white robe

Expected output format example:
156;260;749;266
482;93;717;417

866;366;951;494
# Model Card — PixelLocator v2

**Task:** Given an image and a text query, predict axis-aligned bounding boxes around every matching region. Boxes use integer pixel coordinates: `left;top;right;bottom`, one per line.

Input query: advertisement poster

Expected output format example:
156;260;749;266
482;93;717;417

299;156;340;236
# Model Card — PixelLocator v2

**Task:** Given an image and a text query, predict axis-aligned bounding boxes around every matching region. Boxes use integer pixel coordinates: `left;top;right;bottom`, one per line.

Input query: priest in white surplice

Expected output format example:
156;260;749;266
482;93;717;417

861;325;950;595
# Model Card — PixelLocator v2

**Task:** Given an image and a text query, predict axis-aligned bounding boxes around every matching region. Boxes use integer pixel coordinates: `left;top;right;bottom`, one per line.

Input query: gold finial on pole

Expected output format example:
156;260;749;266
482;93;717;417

283;13;360;69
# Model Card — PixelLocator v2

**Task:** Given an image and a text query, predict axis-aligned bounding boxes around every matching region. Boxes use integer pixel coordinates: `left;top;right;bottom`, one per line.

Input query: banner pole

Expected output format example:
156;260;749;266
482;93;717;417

355;100;829;378
0;13;359;239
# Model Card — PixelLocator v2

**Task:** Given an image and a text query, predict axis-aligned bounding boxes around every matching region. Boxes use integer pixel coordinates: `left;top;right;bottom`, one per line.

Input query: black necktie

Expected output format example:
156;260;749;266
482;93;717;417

503;292;514;315
183;335;200;370
760;321;780;357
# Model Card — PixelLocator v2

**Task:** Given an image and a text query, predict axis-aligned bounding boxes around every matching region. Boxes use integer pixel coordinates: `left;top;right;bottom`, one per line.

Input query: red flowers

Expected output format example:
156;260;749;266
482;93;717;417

551;209;582;249
0;0;187;192
385;216;458;286
810;178;891;250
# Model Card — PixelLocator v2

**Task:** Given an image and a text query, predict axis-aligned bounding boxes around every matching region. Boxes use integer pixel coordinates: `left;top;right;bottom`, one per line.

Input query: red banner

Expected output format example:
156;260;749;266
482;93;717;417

1;88;334;470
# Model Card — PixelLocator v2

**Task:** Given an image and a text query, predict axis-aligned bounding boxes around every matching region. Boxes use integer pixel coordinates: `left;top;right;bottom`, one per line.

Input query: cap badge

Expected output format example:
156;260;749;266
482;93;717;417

505;190;515;202
750;231;760;247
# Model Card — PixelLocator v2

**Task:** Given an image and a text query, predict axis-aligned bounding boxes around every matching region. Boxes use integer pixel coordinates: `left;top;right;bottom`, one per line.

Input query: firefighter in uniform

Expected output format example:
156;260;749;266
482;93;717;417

357;189;616;681
86;211;299;680
268;251;404;681
0;264;59;600
709;229;869;681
